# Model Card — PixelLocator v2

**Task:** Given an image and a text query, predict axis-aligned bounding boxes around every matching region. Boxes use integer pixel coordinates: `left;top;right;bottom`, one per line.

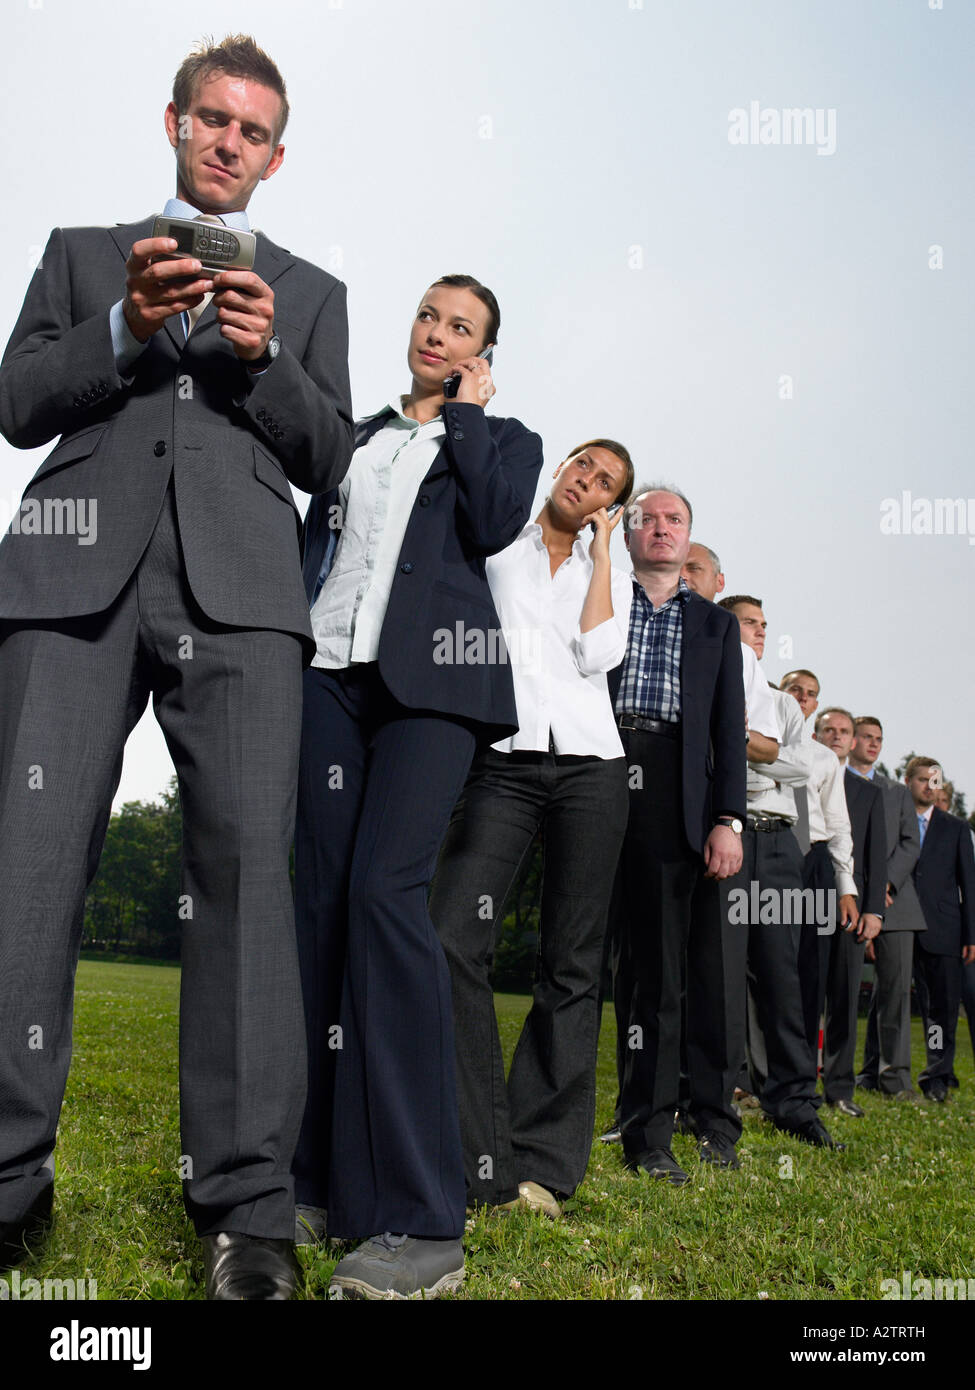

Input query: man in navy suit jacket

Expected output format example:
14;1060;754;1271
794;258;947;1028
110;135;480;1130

906;758;975;1100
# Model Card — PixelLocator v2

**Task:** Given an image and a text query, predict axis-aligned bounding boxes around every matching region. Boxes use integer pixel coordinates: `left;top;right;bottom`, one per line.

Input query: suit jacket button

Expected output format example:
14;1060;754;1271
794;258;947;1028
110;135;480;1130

418;495;430;507
400;561;414;574
257;408;267;421
74;397;83;407
452;430;464;441
154;440;167;456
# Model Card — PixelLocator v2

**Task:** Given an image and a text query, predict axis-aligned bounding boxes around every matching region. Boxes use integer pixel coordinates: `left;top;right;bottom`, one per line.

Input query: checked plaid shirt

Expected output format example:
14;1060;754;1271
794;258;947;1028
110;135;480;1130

614;575;692;722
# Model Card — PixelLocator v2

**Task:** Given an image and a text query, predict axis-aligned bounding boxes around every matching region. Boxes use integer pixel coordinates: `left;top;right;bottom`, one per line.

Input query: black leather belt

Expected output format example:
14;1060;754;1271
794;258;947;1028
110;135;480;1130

746;814;792;832
617;714;681;738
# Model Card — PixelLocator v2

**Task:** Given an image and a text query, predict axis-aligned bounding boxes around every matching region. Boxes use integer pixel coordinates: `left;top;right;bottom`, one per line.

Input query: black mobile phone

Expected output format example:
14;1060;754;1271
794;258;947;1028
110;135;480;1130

443;344;494;399
590;501;623;533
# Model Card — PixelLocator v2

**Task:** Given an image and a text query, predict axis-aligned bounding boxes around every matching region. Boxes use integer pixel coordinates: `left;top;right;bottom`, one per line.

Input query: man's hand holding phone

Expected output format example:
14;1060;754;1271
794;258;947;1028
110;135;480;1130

210;268;276;362
123;237;214;342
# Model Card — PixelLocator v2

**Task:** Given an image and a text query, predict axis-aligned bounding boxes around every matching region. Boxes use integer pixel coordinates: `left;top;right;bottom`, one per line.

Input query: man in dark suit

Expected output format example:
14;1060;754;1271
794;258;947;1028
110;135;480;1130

810;710;886;1108
607;487;747;1184
0;37;354;1297
904;758;975;1100
846;718;924;1097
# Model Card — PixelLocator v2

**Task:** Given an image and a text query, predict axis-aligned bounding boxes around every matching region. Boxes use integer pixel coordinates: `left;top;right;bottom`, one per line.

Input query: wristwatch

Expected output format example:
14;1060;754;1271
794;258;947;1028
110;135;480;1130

248;333;281;371
716;815;743;834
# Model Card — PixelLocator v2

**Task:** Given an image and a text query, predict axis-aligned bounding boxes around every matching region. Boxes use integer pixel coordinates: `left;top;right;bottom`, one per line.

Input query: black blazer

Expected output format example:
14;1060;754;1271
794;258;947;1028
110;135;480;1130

0;217;354;653
843;769;888;919
301;401;543;743
913;807;975;955
607;590;745;855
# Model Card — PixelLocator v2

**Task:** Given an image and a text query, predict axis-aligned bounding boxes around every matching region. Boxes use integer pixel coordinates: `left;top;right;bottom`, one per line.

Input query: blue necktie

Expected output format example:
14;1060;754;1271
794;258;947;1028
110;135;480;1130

918;815;927;845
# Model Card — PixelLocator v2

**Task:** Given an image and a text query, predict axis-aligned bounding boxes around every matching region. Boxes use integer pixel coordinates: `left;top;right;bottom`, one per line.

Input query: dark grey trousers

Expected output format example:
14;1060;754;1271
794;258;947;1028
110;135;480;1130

723;825;819;1126
859;930;916;1093
913;943;962;1091
0;486;306;1237
430;748;628;1204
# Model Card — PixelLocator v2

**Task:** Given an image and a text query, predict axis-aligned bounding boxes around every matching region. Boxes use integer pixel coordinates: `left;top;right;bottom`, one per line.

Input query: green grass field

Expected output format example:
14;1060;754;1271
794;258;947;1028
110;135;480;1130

18;960;975;1300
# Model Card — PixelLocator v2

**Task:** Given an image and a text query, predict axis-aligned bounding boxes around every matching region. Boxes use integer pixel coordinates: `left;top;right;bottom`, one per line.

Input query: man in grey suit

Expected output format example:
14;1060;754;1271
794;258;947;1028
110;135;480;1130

847;718;924;1098
0;37;354;1297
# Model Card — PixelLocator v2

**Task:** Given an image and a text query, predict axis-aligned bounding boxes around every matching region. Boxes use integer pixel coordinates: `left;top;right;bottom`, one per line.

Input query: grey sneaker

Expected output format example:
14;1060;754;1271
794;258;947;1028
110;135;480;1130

328;1233;465;1300
294;1205;328;1246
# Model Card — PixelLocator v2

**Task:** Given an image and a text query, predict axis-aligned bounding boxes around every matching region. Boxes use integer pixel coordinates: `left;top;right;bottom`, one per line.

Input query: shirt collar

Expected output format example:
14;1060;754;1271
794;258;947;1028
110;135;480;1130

847;765;875;780
359;397;446;432
631;573;691;608
163;196;251;234
919;805;934;823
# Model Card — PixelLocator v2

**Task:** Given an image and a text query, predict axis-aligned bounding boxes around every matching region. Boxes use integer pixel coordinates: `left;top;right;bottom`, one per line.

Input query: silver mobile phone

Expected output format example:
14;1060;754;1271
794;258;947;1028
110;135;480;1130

590;501;623;533
151;215;256;273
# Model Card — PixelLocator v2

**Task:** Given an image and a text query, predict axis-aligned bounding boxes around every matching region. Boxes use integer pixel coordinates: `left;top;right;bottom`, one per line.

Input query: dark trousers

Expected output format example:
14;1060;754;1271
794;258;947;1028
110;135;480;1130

292;663;474;1240
797;842;865;1103
0;486;305;1237
962;960;975;1072
859;931;915;1092
429;749;628;1205
913;942;962;1091
611;729;741;1155
722;825;819;1125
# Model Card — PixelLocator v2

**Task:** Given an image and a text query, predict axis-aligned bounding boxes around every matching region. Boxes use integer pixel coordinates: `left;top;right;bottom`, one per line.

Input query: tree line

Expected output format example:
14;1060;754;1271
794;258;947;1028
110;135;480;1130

83;762;971;984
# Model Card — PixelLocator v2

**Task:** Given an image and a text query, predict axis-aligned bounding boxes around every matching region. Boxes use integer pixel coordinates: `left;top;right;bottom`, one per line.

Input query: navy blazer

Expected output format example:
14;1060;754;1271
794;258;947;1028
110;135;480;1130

607;590;746;855
913;807;975;955
843;768;888;919
301;400;543;743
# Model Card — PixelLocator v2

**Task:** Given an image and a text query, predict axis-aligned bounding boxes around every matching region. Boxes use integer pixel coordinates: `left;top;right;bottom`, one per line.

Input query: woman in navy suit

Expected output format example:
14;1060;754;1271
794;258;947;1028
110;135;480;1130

294;276;543;1299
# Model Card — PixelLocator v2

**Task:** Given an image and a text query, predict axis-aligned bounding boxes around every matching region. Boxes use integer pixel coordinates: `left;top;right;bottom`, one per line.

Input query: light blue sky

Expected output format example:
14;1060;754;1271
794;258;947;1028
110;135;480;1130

1;0;971;809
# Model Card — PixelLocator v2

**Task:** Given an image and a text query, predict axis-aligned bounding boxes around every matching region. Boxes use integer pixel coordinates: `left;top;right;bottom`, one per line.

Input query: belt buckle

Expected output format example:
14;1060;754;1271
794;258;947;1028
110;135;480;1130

618;714;639;732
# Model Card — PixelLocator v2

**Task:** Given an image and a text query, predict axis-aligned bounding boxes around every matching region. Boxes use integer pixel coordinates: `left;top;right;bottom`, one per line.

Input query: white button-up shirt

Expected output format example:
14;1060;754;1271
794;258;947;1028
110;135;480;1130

806;731;857;898
487;523;632;758
311;400;445;668
746;685;809;822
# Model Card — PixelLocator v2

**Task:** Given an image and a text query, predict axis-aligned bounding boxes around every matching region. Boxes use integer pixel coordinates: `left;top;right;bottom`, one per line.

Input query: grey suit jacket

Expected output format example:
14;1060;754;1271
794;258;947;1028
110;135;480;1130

872;770;925;932
0;217;354;654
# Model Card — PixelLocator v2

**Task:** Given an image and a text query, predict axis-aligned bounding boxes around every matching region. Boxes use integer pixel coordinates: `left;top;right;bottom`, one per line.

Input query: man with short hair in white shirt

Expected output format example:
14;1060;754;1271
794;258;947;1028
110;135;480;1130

780;670;863;1114
718;597;842;1149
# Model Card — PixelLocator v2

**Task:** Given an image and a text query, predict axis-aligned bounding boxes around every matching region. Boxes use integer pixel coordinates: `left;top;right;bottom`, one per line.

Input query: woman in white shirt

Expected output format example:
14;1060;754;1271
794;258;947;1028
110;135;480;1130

429;438;634;1216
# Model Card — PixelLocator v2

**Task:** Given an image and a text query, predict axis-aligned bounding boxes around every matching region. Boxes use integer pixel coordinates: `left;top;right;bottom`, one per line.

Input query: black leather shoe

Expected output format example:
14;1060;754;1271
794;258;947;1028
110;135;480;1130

923;1082;949;1103
772;1116;845;1150
674;1109;699;1137
698;1132;740;1169
0;1184;54;1271
827;1098;865;1118
855;1074;878;1092
625;1148;689;1185
598;1122;622;1144
202;1232;300;1300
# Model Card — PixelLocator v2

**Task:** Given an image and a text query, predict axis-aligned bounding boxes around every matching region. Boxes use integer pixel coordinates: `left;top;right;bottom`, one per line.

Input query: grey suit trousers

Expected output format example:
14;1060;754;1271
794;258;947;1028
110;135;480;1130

0;485;306;1237
859;931;916;1093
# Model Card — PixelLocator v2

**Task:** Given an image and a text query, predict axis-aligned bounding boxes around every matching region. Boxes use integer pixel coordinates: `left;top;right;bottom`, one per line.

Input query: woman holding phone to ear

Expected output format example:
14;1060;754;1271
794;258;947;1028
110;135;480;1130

294;275;543;1298
429;440;635;1218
